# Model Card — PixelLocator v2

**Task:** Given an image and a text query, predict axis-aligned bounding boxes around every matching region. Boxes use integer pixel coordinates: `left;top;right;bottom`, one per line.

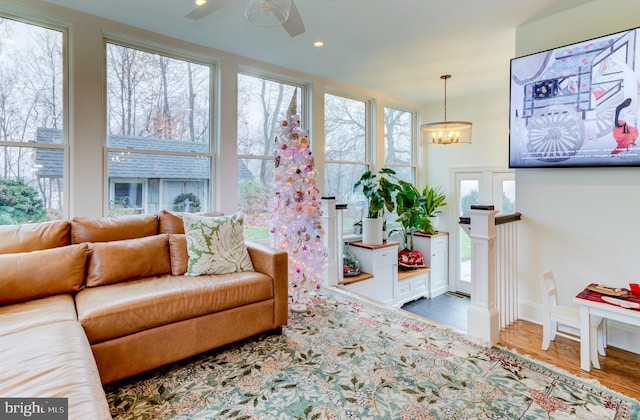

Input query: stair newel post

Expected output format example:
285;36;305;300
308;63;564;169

467;205;500;344
320;197;339;287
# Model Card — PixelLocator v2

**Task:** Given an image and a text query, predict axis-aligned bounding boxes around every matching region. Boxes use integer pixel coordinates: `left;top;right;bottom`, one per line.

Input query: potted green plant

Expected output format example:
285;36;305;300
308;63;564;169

353;168;398;245
421;185;447;233
394;180;431;250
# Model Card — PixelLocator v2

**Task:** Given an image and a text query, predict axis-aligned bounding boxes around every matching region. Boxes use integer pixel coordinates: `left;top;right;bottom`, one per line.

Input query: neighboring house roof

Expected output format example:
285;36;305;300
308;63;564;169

34;131;64;178
35;128;254;180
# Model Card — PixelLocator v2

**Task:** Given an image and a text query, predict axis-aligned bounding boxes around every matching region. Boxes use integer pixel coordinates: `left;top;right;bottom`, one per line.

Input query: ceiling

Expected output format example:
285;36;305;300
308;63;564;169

41;0;595;105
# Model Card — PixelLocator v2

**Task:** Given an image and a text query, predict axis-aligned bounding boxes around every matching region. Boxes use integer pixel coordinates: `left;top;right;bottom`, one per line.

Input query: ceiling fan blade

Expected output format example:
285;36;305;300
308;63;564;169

185;0;227;20
282;0;305;37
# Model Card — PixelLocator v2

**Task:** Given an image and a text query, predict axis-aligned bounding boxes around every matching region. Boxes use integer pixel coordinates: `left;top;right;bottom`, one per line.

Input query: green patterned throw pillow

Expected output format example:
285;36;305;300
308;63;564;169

182;212;254;276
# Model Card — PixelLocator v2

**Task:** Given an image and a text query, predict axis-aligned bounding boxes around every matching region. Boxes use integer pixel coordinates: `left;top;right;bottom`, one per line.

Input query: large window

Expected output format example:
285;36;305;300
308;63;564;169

105;42;212;216
324;93;369;224
0;18;65;225
384;106;415;183
237;73;303;240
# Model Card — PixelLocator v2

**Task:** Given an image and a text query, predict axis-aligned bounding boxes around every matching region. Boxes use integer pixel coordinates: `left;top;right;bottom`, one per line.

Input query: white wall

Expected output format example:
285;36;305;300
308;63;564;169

515;0;640;350
420;87;513;234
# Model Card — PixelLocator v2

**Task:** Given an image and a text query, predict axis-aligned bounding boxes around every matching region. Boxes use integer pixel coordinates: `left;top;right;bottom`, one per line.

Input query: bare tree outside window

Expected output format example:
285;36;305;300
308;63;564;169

237;74;302;240
0;18;64;224
105;43;212;216
106;43;210;143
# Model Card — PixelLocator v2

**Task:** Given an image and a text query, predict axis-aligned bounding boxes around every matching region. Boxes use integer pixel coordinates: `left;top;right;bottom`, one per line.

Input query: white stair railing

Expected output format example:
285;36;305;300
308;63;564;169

495;215;520;329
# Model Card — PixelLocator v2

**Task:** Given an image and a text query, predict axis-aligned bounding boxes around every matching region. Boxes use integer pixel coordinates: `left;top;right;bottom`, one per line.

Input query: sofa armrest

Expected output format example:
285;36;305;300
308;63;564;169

245;241;288;327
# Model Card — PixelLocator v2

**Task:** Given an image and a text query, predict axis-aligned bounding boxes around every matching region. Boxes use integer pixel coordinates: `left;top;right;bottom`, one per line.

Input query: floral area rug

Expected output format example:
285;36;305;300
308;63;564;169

105;287;638;419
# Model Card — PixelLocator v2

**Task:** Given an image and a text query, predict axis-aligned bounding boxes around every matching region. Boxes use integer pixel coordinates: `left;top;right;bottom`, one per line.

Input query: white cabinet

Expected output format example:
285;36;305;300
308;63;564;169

340;241;397;306
339;241;434;307
414;232;449;298
395;268;430;307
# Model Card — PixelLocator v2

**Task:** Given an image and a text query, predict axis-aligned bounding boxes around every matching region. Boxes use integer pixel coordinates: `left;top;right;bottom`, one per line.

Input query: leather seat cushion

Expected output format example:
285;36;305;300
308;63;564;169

0;295;77;337
75;272;274;344
0;220;70;254
0;321;111;419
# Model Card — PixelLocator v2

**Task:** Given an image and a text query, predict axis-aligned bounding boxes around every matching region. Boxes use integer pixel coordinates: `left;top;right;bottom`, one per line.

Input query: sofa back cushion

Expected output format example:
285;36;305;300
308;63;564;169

0;243;88;304
159;209;223;234
86;234;171;287
71;214;158;244
168;234;188;276
0;221;70;254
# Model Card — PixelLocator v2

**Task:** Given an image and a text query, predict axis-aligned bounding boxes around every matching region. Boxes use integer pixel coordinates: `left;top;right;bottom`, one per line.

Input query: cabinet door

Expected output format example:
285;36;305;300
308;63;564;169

429;236;449;297
347;244;397;305
372;248;397;305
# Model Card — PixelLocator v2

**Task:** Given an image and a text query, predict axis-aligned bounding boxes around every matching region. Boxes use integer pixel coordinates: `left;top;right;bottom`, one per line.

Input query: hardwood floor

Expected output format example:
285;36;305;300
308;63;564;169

498;320;640;402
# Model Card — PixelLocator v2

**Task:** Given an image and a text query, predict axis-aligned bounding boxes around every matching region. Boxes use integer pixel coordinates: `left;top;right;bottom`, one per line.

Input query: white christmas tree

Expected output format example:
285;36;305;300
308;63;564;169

268;90;326;311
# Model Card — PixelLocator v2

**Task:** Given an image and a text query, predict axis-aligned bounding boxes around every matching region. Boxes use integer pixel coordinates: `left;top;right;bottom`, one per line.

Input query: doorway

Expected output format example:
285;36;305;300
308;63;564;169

451;169;515;295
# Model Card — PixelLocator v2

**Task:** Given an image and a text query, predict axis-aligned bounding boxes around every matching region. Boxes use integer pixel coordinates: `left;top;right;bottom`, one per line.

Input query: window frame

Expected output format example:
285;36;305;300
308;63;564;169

102;38;216;217
383;104;417;184
236;70;308;241
0;14;68;223
323;90;373;220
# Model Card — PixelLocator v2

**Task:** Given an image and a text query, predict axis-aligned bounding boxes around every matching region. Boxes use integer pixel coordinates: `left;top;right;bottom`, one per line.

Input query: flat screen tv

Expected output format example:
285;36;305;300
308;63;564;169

509;27;640;168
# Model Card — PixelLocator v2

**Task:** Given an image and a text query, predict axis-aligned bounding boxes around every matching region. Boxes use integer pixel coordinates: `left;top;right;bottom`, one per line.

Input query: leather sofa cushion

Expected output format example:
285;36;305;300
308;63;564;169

86;234;171;287
0;220;70;254
168;234;188;275
0;295;77;337
159;209;186;234
71;214;158;244
0;244;88;305
75;272;273;344
0;321;111;419
159;209;223;234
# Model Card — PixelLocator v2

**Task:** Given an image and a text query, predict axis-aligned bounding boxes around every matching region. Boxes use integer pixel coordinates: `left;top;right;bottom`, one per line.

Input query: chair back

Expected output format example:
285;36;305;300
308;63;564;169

540;270;559;315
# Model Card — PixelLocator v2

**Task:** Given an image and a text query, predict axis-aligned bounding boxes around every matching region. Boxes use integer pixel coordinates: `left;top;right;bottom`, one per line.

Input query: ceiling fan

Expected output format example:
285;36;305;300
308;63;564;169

185;0;305;37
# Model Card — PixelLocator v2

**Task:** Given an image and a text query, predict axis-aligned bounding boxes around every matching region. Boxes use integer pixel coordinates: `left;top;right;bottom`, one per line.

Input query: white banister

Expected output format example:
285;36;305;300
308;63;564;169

496;221;518;329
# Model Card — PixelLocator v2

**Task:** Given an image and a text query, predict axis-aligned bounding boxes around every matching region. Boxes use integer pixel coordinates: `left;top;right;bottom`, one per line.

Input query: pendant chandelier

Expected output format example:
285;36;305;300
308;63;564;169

244;0;292;27
421;75;472;145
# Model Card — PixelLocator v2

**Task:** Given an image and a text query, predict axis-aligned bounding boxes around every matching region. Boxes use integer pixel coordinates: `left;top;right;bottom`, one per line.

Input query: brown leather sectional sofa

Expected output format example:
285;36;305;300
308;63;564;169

0;210;288;419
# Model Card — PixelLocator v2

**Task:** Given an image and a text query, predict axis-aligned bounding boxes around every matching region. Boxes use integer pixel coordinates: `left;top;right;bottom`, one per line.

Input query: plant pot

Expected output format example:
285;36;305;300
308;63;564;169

428;216;440;232
362;217;383;245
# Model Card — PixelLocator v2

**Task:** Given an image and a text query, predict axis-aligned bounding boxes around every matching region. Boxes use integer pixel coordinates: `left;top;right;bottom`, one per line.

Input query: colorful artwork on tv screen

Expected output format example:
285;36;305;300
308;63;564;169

509;27;640;168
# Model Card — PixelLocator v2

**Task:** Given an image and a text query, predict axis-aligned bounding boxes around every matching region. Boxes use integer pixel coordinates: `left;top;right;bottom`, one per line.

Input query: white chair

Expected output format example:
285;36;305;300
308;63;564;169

540;270;606;366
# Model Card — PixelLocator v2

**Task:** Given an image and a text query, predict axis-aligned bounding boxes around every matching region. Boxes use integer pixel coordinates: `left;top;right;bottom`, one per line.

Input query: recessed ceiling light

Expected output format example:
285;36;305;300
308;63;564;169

195;0;207;6
313;41;324;47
